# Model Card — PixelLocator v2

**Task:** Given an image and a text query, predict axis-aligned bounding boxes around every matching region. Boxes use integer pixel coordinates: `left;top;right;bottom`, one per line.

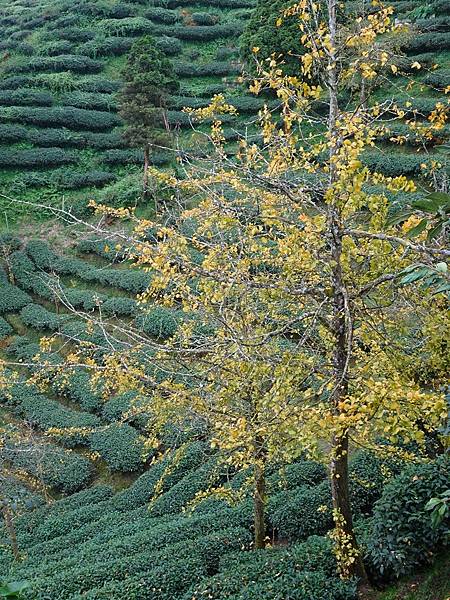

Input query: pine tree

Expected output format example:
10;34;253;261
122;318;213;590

118;36;179;204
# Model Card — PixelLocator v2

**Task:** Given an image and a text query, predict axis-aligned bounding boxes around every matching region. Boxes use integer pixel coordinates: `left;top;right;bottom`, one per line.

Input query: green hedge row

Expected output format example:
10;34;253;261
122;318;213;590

185;536;356;600
19;390;100;447
23;527;251;599
145;7;180;23
6;54;103;74
362;151;426;177
0;147;77;168
25;240;149;293
77;238;127;262
113;442;208;510
102;391;136;422
174;60;240;77
145;0;254;8
269;480;333;542
0;282;31;313
0;106;120;131
90;423;144;472
405;31;450;53
268;460;327;492
156;35;183;55
0;316;13;339
148;458;219;518
38;39;77;56
20;303;64;331
18;169;117;191
424;69;450;89
16;485;115;540
59;91;116;111
0;88;53;106
5;336;42;363
2;442;93;494
0;124;125;150
52;370;103;413
78;36;135;58
136;306;184;340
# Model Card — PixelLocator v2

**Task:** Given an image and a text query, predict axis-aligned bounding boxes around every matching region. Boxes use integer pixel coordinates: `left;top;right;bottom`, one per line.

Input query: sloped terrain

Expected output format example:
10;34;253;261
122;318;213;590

0;0;260;221
0;0;448;223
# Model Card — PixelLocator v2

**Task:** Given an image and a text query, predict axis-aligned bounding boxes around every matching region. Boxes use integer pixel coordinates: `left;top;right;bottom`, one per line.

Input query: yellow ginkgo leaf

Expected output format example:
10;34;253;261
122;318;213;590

390;64;398;74
411;61;421;70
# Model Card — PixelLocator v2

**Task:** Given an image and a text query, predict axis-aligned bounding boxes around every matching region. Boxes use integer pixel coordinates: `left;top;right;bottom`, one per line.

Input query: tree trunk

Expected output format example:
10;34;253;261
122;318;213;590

1;501;20;561
254;463;266;549
326;0;369;584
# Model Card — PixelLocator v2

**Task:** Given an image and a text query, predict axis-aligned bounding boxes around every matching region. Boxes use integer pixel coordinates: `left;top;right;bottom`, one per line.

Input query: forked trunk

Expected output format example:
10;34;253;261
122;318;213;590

254;463;266;549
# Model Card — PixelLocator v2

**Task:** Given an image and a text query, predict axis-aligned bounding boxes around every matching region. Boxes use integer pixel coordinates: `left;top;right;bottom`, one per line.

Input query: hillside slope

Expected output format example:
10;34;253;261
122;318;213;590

0;0;448;224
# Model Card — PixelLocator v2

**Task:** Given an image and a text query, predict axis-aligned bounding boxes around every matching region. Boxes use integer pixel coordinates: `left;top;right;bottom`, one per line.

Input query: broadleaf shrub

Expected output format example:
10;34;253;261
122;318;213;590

365;456;450;579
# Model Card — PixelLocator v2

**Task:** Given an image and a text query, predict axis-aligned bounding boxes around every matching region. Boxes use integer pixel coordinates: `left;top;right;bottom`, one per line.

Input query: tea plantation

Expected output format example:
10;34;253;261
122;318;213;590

0;0;449;598
0;0;448;222
0;233;448;599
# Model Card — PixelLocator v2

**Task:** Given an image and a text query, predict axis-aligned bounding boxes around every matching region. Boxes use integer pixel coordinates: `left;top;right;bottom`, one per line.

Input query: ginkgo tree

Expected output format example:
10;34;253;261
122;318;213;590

8;0;449;584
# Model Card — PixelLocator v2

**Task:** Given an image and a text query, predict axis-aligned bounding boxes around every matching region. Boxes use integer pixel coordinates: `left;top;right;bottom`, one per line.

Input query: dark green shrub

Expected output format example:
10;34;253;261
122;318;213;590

53;371;103;413
0;89;53;106
0;106;120;131
40;40;75;56
424;69;450;89
20;392;100;447
102;391;136;422
90;423;144;472
0;316;13;339
6;336;41;362
148;458;218;517
366;456;450;579
17;485;114;536
192;12;220;25
0;148;76;169
174;60;240;77
136;306;184;339
145;7;179;23
184;536;356;600
25;240;56;269
80;78;122;93
113;442;207;509
60;91;116;111
0;283;31;313
77;238;126;262
405;32;450;52
63;288;107;311
0;76;33;90
349;451;403;516
169;22;244;41
101;148;142;165
7;54;103;74
2;442;93;494
20;304;60;331
91;268;149;294
269;480;333;542
101;296;137;316
156;36;183;55
362;152;425;176
57;170;117;189
269;460;327;491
